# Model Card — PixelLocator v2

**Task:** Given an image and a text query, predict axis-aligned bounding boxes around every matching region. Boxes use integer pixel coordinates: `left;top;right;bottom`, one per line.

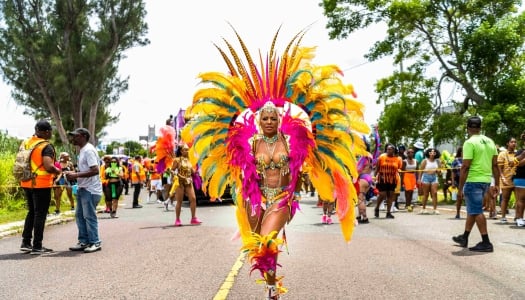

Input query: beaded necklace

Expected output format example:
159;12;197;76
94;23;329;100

262;134;278;144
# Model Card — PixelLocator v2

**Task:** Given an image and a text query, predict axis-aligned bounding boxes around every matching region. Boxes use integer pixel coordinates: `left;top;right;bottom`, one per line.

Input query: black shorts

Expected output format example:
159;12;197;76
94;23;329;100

161;177;168;185
376;182;396;192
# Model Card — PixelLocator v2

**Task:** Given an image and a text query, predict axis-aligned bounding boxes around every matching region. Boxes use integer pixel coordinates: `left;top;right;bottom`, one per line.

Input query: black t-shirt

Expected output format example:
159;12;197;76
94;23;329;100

42;144;55;158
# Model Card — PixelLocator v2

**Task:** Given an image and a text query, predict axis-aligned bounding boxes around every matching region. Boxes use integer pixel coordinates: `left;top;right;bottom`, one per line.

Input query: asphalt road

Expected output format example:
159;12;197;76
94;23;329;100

0;191;524;300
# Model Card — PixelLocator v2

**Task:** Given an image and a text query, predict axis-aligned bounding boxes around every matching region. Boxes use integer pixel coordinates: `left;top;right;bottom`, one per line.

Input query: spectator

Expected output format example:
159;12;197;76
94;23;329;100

53;152;76;215
418;148;442;215
19;120;61;254
452;116;499;252
497;137;517;223
66;128;103;253
451;147;463;218
402;147;417;212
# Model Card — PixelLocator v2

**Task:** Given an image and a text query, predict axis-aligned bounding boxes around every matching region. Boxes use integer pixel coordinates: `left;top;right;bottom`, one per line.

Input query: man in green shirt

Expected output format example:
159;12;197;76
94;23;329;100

453;116;499;252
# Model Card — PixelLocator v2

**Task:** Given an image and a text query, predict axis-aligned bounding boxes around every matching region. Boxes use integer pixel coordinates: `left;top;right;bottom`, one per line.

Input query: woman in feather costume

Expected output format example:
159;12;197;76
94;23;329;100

181;26;369;299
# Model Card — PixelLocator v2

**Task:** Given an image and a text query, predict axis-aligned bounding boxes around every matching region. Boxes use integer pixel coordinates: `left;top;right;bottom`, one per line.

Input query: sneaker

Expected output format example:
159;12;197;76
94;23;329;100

164;201;169;211
30;247;53;255
516;218;525;227
310;192;315;197
174;219;182;226
84;243;101;253
374;209;379;218
406;205;413;212
190;217;202;225
420;209;428;215
326;217;333;225
358;218;369;224
455;214;461;219
156;199;162;204
54;210;60;215
20;242;32;252
321;215;327;224
132;205;143;208
110;212;118;218
500;217;507;224
432;209;440;215
469;242;493;252
452;234;467;248
69;242;88;251
390;206;398;213
385;213;395;219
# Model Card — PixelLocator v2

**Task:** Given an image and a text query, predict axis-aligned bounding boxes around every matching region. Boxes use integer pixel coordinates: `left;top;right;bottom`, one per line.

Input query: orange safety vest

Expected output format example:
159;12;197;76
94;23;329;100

20;137;54;188
121;165;129;180
130;161;146;184
100;164;109;185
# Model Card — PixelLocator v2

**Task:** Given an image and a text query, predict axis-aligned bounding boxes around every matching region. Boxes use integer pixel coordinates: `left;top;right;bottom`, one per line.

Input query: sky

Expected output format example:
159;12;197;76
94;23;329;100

0;0;392;142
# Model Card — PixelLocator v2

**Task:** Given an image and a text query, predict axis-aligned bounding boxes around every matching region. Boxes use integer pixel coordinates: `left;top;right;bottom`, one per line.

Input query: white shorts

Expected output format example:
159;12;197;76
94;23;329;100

150;179;163;191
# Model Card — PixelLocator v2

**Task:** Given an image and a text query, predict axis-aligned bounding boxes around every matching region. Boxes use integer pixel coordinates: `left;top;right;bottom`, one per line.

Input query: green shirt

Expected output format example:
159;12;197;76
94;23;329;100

463;134;497;183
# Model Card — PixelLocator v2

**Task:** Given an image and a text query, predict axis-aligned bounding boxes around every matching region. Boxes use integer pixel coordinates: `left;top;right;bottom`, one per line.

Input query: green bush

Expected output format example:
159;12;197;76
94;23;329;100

0;135;26;210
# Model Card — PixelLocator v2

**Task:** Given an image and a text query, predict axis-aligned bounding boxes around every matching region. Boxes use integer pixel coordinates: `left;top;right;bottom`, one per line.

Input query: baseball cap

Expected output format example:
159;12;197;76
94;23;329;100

467;116;481;128
68;128;91;139
35;120;52;131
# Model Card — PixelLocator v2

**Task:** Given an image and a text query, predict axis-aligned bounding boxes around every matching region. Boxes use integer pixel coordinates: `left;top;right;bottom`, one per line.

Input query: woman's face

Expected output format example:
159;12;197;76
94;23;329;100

386;145;395;156
508;138;517;151
259;110;279;136
429;149;436;157
181;147;189;157
406;149;414;158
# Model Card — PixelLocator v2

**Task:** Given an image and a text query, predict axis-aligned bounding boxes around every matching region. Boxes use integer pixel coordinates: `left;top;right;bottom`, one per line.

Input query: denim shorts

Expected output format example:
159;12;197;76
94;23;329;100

421;173;438;184
513;178;525;188
463;182;490;215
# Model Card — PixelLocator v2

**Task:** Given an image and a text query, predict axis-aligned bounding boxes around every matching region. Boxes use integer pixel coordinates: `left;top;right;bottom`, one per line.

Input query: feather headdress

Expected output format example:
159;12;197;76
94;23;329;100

154;124;176;173
182;26;369;243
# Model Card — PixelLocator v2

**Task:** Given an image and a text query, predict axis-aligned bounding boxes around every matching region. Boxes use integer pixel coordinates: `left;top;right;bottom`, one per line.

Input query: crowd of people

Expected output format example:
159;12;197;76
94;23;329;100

16;30;522;300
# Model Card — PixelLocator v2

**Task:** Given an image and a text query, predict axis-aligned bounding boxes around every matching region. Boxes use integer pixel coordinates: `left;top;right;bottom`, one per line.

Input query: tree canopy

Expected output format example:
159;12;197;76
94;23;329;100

321;0;525;146
0;0;149;145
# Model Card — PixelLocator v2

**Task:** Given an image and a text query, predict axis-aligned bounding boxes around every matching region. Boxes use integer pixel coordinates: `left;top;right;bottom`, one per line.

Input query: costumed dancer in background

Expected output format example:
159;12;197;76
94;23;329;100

171;144;201;226
180;27;369;299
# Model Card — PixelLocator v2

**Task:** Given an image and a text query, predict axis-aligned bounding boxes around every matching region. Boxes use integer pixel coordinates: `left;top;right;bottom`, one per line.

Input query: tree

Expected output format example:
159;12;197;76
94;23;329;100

0;0;149;144
123;140;145;157
321;0;525;145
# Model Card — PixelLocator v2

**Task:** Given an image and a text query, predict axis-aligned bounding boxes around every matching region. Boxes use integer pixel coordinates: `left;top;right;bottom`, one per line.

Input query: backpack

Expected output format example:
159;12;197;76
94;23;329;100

13;140;49;182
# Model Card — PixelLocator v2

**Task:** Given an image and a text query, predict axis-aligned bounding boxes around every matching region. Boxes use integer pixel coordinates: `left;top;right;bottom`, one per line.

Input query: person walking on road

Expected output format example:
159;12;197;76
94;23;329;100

453;116;500;252
65;128;103;253
130;155;145;208
374;143;403;219
19;120;61;255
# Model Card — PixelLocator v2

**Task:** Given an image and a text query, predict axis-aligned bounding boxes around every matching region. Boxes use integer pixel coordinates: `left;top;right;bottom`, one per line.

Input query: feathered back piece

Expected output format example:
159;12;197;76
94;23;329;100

154;124;176;174
182;25;369;243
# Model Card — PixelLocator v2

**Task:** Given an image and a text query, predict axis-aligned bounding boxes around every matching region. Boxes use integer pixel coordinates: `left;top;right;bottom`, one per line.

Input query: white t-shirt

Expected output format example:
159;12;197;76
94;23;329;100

77;143;103;195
